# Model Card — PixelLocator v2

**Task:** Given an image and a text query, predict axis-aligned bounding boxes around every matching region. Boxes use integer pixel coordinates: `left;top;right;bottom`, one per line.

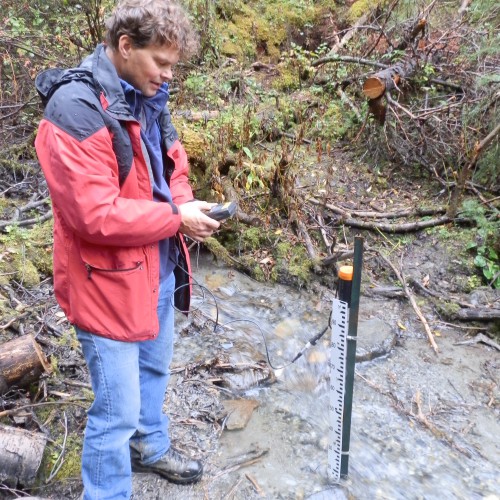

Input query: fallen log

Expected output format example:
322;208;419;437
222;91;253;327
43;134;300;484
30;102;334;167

0;334;52;395
0;423;47;487
456;308;500;322
341;214;451;233
363;58;418;100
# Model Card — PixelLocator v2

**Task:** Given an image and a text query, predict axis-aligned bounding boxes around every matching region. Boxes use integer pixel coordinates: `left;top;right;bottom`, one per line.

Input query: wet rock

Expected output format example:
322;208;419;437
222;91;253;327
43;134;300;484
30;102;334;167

356;318;397;362
222;398;260;430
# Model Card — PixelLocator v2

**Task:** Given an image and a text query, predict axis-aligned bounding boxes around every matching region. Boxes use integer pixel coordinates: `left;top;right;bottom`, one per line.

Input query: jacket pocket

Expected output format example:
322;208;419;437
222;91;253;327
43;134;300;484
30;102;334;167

70;241;156;340
79;240;145;276
84;260;143;279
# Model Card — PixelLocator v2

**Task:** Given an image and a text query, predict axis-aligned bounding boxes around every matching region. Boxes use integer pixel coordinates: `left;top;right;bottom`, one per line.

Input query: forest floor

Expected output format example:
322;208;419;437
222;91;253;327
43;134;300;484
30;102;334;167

0;143;498;499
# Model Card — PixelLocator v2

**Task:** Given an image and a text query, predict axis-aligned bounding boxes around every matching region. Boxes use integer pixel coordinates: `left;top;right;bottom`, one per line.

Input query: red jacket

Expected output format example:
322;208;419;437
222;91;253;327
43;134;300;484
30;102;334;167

35;44;192;341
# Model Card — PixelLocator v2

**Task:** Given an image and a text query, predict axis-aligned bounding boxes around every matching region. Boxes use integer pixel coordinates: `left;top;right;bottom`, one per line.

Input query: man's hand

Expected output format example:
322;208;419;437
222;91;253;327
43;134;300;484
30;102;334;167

179;201;220;241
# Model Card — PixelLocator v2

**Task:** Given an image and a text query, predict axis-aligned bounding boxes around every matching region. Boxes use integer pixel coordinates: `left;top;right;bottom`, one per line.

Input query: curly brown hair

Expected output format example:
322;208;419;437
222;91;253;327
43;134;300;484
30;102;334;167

105;0;198;59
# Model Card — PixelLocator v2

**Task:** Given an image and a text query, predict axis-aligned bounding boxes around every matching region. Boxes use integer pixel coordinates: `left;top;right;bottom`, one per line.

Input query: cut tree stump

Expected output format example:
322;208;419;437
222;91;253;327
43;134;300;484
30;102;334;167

363;59;418;99
0;334;52;395
0;423;47;487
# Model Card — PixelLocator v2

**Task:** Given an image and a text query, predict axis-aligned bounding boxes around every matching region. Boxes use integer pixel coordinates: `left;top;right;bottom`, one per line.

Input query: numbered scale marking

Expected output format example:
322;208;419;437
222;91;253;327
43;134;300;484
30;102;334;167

327;298;349;483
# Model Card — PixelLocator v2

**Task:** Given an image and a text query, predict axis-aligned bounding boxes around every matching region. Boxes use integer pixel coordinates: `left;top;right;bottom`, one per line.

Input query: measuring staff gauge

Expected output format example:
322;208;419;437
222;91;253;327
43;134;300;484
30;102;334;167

328;298;349;483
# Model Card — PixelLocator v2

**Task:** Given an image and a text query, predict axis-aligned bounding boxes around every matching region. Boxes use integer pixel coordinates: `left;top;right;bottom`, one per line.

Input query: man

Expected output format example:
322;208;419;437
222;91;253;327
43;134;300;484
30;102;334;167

34;1;219;498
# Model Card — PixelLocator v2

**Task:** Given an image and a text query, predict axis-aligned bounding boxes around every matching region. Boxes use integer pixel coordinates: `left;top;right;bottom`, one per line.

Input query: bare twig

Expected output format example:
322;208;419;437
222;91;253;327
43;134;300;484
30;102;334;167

375;249;439;353
45;412;68;484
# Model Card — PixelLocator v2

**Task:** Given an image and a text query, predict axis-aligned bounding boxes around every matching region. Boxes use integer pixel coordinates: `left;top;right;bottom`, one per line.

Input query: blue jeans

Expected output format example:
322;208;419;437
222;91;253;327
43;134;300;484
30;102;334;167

76;272;175;500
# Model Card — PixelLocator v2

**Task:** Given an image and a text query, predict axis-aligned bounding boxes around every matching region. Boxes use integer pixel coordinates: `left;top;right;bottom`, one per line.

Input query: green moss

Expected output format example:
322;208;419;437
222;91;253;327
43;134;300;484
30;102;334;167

40;435;82;482
215;0;323;62
347;0;386;22
241;227;264;251
12;254;40;287
272;66;300;92
49;356;59;376
435;300;461;320
204;236;237;266
273;241;312;285
26;220;54;276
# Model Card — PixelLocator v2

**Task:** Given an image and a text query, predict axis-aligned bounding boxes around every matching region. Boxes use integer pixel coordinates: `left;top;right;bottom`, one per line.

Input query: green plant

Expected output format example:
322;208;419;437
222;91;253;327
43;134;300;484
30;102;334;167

462;200;500;288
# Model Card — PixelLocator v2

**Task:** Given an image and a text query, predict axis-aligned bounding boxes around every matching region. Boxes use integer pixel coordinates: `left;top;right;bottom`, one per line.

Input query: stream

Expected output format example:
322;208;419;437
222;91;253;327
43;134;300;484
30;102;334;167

133;252;499;500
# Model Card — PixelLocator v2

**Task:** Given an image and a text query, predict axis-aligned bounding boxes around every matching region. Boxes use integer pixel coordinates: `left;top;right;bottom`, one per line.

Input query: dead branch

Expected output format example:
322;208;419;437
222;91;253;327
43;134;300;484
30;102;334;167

447;122;500;218
455;308;500;322
454;333;500;351
396;18;427;51
290;209;320;271
337;88;362;121
356;371;479;458
0;399;87;419
407;277;475;309
245;473;265;496
321;250;355;267
316;213;334;254
0;334;52;395
309;198;446;219
458;0;472;16
0;423;47;487
312;55;387;70
0;210;53;231
327;12;371;56
212;448;269;479
342;214;451;233
375;249;439;353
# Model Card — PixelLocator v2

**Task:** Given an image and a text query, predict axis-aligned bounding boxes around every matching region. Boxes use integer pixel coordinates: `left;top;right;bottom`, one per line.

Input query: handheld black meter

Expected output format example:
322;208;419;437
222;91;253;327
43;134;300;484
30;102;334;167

206;201;237;221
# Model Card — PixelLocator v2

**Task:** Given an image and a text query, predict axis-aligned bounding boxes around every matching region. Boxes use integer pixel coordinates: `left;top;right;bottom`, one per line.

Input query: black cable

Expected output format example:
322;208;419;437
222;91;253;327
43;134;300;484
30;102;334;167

171;259;331;372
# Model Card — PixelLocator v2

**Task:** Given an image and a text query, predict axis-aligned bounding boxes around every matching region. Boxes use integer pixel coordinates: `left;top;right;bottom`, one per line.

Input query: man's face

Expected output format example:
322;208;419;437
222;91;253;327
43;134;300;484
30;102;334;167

116;36;180;97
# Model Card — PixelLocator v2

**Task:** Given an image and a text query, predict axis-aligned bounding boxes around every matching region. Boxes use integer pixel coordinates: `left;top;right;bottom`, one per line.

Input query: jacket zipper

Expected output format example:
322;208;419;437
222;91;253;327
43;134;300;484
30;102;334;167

85;261;143;279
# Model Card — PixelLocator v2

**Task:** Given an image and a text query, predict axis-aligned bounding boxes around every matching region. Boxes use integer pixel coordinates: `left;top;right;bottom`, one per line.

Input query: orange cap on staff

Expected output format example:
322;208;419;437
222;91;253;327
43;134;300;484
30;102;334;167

338;265;353;281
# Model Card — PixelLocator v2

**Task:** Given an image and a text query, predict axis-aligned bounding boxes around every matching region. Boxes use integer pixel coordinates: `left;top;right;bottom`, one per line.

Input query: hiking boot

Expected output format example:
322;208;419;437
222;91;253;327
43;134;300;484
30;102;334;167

131;447;203;484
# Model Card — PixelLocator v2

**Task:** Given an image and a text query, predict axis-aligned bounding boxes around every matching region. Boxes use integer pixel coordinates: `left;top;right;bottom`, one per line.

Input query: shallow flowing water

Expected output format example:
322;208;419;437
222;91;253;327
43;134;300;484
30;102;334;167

163;253;499;499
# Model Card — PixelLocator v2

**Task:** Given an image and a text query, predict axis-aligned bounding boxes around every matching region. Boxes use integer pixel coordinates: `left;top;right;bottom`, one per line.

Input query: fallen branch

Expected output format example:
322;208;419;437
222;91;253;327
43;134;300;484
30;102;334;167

326;12;371;56
342;214;451;233
447;122;500;218
455;308;500;322
0;210;53;231
412;389;475;457
356;372;480;458
0;423;47;487
309;197;446;220
454;333;500;351
0;399;87;418
321;250;355;267
375;249;439;353
396;18;427;51
212;448;269;479
312;54;388;70
245;473;265;497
